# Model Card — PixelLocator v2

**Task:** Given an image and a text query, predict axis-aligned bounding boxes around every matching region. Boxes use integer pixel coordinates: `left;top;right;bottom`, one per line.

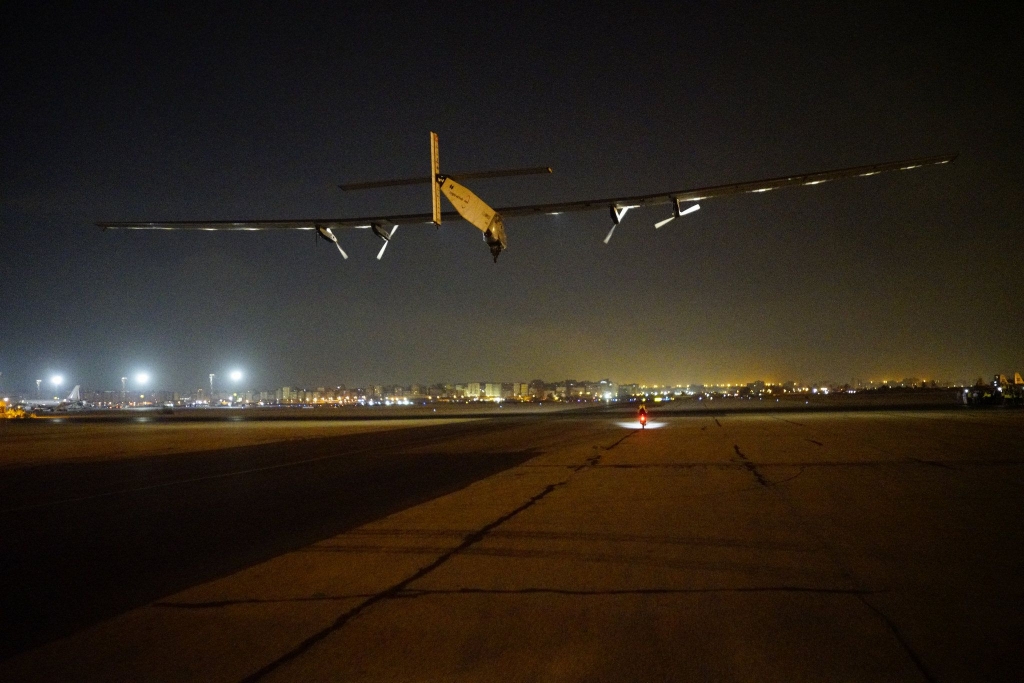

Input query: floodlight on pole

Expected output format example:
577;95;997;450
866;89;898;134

135;372;150;386
51;375;64;387
36;379;42;398
230;370;243;382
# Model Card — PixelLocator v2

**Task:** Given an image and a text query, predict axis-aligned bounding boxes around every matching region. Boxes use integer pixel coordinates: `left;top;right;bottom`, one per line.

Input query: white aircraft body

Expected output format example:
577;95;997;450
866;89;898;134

19;385;83;411
98;133;956;263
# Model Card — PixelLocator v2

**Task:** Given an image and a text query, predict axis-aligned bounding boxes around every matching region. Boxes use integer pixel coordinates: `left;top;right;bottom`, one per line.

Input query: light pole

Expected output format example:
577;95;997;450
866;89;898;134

134;372;149;404
51;375;63;398
36;379;42;398
229;370;243;404
209;373;215;403
121;377;127;404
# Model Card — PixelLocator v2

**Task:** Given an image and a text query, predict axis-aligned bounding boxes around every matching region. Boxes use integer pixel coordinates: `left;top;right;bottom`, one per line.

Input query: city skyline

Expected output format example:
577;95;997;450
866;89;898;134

0;365;994;400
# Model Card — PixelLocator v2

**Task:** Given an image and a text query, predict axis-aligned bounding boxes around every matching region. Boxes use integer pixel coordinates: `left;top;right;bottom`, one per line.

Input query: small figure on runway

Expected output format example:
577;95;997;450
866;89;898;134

638;403;648;429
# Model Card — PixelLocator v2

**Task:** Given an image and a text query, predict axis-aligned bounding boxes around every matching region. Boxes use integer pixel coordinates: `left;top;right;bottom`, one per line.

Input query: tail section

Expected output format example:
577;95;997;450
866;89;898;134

67;385;80;402
1015;372;1023;385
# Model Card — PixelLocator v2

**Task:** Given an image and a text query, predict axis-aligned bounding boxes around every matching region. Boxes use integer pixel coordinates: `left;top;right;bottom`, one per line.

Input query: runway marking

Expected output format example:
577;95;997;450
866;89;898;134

0;425;488;514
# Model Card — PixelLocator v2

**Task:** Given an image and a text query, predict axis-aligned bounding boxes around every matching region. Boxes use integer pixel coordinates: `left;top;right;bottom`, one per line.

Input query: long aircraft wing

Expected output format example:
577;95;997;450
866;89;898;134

497;153;956;218
97;153;955;232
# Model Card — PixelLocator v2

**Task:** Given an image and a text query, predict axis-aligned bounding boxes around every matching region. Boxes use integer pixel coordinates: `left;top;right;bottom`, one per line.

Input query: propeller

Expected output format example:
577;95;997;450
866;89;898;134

604;205;638;244
372;222;398;260
603;224;618;244
377;225;398;260
315;225;348;259
655;201;700;229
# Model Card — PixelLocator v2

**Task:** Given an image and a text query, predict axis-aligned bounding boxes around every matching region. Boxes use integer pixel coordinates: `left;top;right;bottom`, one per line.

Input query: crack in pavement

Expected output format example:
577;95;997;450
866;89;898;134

400;586;883;598
158;585;882;609
857;595;937;683
770;416;806;427
733;445;770;487
237;434;625;681
807;439;824;447
239;480;569;681
569;429;639;472
602;430;639;451
157;595;378;609
573;451;603;472
907;457;962;471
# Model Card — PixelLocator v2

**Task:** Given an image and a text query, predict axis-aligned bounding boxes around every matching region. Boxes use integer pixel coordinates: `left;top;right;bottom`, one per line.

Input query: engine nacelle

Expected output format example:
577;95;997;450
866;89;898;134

482;214;507;262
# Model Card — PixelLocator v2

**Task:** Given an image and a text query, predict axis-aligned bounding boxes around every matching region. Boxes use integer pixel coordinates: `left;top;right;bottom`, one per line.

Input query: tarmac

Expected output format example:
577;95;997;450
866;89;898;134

1;407;1022;681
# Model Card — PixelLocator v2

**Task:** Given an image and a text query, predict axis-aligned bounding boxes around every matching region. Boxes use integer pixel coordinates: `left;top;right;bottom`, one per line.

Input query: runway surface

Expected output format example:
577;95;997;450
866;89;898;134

1;407;1023;681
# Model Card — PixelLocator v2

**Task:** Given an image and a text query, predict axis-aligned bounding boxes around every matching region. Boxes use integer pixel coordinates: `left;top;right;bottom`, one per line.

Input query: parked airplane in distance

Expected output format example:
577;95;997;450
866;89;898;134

18;385;84;411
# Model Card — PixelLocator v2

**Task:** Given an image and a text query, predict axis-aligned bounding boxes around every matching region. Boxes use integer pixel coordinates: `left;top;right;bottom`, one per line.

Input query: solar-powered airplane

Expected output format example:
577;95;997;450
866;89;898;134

99;133;956;262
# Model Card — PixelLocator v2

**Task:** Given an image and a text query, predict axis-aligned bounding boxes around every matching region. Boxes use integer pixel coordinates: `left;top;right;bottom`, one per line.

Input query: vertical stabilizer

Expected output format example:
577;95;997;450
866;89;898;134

1015;372;1023;385
430;132;441;226
67;385;80;402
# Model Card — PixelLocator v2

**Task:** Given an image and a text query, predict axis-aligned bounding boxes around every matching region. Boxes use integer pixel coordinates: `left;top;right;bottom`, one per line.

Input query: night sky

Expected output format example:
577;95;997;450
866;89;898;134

2;3;1021;393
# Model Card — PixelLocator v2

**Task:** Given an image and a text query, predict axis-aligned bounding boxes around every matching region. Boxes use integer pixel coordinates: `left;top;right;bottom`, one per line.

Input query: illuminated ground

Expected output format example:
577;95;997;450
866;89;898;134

1;407;1022;681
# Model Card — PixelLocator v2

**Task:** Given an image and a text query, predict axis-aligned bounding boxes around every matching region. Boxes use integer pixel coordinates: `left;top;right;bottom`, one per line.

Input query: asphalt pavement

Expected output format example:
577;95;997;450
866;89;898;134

2;408;1023;681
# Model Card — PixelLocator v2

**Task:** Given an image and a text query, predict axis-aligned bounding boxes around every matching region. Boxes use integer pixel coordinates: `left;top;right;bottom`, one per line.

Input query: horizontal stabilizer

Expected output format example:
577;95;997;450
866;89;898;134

341;166;552;191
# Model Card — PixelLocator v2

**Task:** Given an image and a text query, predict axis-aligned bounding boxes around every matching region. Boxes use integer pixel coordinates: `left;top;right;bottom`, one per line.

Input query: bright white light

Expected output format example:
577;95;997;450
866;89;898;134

230;370;243;382
50;375;64;386
615;421;667;429
135;372;150;385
